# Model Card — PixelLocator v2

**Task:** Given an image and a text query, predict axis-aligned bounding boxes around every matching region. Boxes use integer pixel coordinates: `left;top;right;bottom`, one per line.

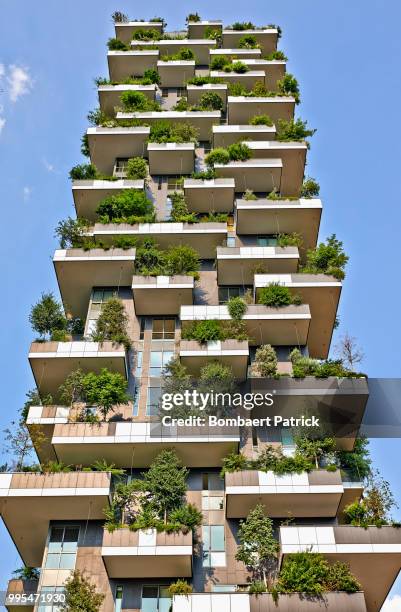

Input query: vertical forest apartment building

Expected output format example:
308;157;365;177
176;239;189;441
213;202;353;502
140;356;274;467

2;13;401;612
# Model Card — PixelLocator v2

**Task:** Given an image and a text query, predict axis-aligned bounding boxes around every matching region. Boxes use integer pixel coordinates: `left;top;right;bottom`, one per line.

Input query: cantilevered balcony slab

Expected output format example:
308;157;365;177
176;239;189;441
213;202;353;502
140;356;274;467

180;339;249;380
215;159;283;193
107;50;159;81
115;21;164;44
188;20;222;39
172;592;367;612
246;140;307;197
235;198;322;252
187;84;228;111
180;304;311;346
225;469;355;518
91;222;227;259
217;246;299;284
116;110;220;140
280;525;401;612
0;472;111;566
242;59;286;90
29;341;127;399
254;273;341;358
5;579;39;612
53;247;136;318
132;275;194;315
210;70;266;90
98;84;157;116
184;178;235;213
102;528;192;578
148;142;195;175
222;28;279;55
157;60;195;87
72;179;145;221
213;124;275;148
87;126;150;175
133;39;216;65
227;96;295;125
209;48;262;61
47;419;239;468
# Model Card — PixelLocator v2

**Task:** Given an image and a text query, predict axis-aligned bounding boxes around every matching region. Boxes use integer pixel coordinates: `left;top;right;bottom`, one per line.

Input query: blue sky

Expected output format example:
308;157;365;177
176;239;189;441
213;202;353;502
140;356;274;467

0;0;400;607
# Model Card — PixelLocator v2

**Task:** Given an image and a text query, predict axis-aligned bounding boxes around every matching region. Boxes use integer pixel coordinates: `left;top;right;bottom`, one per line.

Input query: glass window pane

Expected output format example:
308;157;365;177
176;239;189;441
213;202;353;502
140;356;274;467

49;527;63;544
92;290;103;302
211;525;225;551
208;474;224;491
164;319;175;334
202;551;211;567
45;554;59;569
159;596;171;612
63;527;79;545
162;352;174;367
152;319;163;334
202;496;209;510
208;496;224;510
210;552;226;566
202;526;210;549
59;553;76;569
150;352;163;367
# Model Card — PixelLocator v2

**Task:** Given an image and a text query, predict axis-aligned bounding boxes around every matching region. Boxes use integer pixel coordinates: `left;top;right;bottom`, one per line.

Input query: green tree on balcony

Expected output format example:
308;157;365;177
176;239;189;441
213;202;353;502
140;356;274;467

61;570;104;612
91;297;131;349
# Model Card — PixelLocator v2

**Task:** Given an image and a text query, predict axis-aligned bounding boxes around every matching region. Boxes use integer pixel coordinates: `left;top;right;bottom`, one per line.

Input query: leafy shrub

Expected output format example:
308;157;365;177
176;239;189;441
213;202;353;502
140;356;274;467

168;580;193;597
91;297;131;349
244;189;257;200
173;97;189;111
182;319;221;343
238;34;259;48
169;503;202;531
276;118;316;143
258;284;300;307
143;68;161;84
162;48;195;61
29;293;66;339
248;581;267;594
250;114;273;126
80;133;90;157
126;157;148;179
227;142;251;161
83;369;131;419
277;73;300;103
227;296;247;320
107;38;128;51
132;28;161;41
96;189;154;223
149;120;199;143
265;50;287;61
198;91;224;110
211;55;229;70
69;163;98;181
230;22;255;30
165;245;200;276
228;82;247;96
224;61;249;74
221;452;249;476
302;234;348;280
191;168;216;180
253;344;277;377
300;177;320;198
112;11;128;23
120;90;158;111
55;217;89;248
276;232;303;247
169;192;196;222
187;75;223;85
135;239;199;277
205;147;230;166
186;12;201;22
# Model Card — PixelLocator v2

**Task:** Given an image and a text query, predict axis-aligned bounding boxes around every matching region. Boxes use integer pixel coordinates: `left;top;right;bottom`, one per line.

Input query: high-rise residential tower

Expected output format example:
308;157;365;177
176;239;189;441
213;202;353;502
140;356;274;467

2;12;400;612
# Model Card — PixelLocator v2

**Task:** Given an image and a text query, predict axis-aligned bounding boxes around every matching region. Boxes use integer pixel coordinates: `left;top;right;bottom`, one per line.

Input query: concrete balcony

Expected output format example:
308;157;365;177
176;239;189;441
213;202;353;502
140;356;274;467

210;70;266;90
72;179;145;222
215;159;283;193
157;60;195;87
227;95;295;125
209;48;262;61
148;142;195;174
87;126;150;175
242;59;286;90
225;469;362;518
133;39;216;65
254;273;342;358
115;21;164;44
180;304;311;346
183;178;235;213
29;412;239;468
53;247;136;318
102;528;193;578
235;198;322;252
98;83;156;116
5;579;39;612
216;245;299;284
213;124;275;148
90;222;227;259
172;592;367;612
246;141;307;197
180;339;249;380
29;341;127;399
187;84;228;111
0;471;111;566
132;275;194;314
248;377;369;450
107;50;159;81
222;28;279;55
188;20;222;39
280;525;401;612
116;110;220;140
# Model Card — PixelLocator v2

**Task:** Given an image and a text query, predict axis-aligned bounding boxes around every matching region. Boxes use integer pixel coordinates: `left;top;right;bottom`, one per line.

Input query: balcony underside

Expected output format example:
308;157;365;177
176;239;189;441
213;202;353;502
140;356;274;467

227;96;295;125
72;180;145;222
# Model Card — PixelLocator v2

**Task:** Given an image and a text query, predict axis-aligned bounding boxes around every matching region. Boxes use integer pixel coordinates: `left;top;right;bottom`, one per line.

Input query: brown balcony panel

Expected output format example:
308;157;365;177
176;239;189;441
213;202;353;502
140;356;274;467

180;339;249;380
115;22;163;44
216;246;299;284
107;51;159;81
72;179;145;221
222;29;278;55
183;178;235;213
87;126;150;175
132;275;194;315
227;96;295;125
98;84;156;116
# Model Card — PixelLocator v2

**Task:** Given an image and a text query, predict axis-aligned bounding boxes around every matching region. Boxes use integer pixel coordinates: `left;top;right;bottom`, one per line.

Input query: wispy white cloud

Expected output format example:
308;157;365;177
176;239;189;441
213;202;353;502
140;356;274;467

7;65;33;102
43;158;55;173
23;186;32;201
382;595;401;611
0;117;5;134
0;64;4;80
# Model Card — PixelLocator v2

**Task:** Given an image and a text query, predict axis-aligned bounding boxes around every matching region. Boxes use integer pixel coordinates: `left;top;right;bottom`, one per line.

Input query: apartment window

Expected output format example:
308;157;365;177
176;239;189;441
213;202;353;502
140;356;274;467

141;585;170;612
226;236;236;247
202;495;224;510
149;350;174;376
136;351;143;377
146;386;161;416
37;587;65;612
87;288;118;335
218;286;251;304
202;525;225;567
113;157;129;178
256;235;278;247
152;318;175;340
139;317;146;340
202;473;224;510
45;526;79;570
115;586;123;612
167;175;185;190
212;585;237;593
